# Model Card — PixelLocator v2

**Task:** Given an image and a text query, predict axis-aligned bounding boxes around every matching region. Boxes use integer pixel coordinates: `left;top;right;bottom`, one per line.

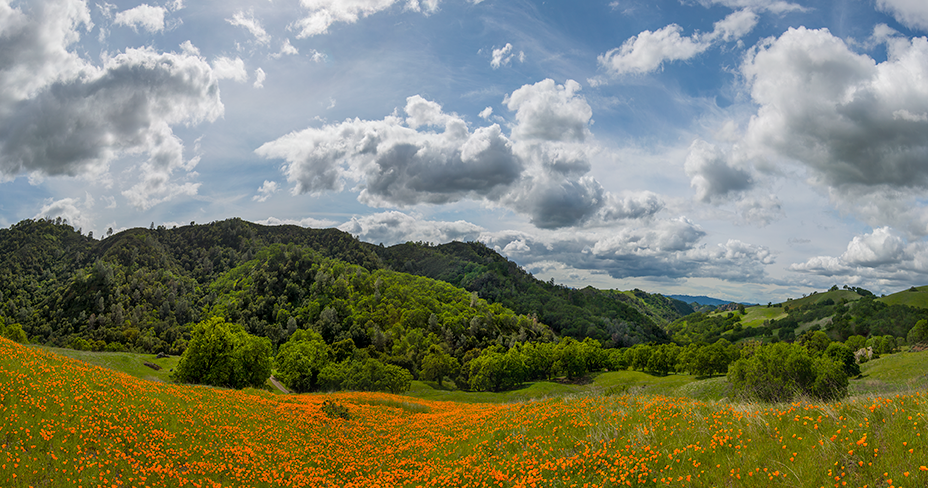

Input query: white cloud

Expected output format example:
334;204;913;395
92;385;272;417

789;227;928;288
876;0;928;32
253;180;278;202
254;67;266;88
256;216;338;228
339;211;485;244
698;0;803;14
227;10;271;45
597;9;757;76
0;2;224;209
113;4;166;33
490;43;523;69
505;79;592;143
684;139;752;202
212;56;247;82
272;39;300;58
33;196;94;232
292;0;441;38
258;79;642;229
479;219;774;283
740;27;928;233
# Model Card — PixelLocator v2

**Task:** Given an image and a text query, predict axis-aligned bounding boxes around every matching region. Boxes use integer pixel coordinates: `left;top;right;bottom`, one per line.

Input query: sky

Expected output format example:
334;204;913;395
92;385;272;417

2;0;928;303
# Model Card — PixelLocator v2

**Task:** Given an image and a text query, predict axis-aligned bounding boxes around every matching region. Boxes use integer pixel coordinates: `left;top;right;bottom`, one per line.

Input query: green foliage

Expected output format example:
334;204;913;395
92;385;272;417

824;342;861;377
0;316;27;343
420;344;459;386
727;342;848;402
274;330;333;393
319;358;413;394
319;400;351;420
172;317;272;389
373;242;678;346
908;319;928;345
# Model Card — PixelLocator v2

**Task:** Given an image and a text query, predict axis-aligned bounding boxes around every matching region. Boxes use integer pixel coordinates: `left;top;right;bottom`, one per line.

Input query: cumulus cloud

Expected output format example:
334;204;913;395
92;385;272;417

480;219;774;283
0;1;223;209
292;0;441;38
256;95;522;206
740;27;928;232
490;43;523;69
254;67;266;88
33;195;95;232
505;79;592;143
338;211;485;244
253;180;278;202
597;9;757;76
227;10;271;45
211;56;247;82
684;140;752;202
876;0;928;32
113;4;166;33
256;216;338;228
258;79;643;229
789;227;928;287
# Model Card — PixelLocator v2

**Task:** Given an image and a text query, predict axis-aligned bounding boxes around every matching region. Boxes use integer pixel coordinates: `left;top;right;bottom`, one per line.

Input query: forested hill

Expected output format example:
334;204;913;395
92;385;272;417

372;241;688;345
0;217;683;355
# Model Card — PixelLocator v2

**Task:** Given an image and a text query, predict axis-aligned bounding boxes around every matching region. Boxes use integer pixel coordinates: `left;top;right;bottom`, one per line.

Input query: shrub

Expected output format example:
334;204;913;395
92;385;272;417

275;330;333;393
728;342;848;402
0;317;28;343
172;317;272;389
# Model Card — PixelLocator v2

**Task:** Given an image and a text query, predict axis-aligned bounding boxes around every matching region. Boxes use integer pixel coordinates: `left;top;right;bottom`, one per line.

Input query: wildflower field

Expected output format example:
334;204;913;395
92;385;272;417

1;337;926;488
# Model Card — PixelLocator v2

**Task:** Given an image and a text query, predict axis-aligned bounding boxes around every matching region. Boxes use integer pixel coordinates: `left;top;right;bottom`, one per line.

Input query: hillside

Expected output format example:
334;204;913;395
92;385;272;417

371;241;686;345
0;217;670;364
3;337;927;487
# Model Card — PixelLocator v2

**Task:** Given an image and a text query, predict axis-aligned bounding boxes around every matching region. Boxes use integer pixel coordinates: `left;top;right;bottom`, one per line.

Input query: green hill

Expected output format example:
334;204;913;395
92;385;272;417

878;285;928;308
372;241;685;345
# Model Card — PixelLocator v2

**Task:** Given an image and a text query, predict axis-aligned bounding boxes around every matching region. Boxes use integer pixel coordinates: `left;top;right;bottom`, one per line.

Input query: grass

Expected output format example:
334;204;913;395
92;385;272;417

850;349;928;396
2;336;927;487
736;305;788;328
878;285;928;309
32;345;181;383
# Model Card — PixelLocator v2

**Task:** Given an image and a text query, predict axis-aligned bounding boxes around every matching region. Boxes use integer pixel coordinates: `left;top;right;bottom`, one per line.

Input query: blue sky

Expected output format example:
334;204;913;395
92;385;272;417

3;0;928;303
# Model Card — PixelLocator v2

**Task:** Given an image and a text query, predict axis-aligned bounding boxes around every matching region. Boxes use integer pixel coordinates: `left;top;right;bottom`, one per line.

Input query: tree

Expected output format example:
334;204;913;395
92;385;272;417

173;317;272;389
728;342;848;402
908;319;928;345
275;329;333;393
420;345;459;387
824;342;860;378
0;316;27;343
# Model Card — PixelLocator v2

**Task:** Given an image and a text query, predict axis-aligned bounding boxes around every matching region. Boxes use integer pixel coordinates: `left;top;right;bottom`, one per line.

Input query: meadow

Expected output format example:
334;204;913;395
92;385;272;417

2;337;927;487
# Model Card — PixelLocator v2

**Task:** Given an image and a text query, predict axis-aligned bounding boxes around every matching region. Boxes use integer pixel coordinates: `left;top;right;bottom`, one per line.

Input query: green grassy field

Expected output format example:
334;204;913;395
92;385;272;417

33;345;181;383
736;305;787;328
878;285;928;308
851;349;928;396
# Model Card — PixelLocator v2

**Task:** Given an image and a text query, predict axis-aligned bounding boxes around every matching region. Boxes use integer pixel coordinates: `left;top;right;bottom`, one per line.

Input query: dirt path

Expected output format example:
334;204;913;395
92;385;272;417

269;375;291;394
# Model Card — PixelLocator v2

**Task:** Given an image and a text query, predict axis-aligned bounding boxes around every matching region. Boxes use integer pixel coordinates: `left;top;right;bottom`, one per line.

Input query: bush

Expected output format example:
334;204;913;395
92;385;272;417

173;317;272;389
319;358;413;394
0;317;28;344
908;319;928;345
275;330;333;393
728;342;848;402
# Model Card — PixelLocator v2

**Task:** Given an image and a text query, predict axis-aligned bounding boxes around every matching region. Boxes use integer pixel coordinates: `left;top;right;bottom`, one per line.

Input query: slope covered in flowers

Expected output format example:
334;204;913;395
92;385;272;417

1;337;926;487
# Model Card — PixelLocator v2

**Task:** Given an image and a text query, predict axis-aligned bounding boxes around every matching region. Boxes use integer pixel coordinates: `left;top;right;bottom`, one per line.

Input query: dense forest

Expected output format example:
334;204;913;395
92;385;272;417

3;217;927;396
0;218;679;357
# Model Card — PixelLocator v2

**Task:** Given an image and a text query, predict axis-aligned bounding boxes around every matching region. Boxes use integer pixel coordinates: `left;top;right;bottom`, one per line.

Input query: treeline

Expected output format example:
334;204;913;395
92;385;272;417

373;241;686;346
1;218;682;355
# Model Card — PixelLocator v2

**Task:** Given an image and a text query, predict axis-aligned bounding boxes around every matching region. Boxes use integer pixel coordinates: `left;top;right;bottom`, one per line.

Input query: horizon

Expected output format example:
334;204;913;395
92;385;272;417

3;0;928;304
